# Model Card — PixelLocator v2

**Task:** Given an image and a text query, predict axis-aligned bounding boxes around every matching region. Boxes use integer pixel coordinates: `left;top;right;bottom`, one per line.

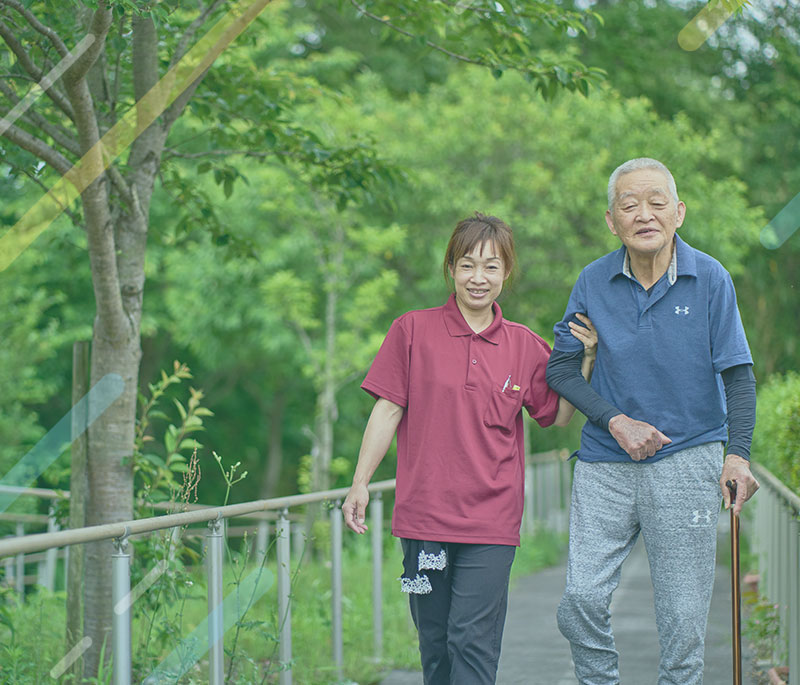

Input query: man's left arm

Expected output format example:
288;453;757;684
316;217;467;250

719;363;759;516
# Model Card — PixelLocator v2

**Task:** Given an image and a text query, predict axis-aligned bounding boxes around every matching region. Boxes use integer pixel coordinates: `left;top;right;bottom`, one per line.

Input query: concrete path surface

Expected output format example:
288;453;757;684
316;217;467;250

381;532;755;684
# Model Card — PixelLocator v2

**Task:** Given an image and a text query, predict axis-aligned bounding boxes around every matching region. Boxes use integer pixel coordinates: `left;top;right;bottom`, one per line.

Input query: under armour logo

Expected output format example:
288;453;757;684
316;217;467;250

691;509;713;525
675;306;690;315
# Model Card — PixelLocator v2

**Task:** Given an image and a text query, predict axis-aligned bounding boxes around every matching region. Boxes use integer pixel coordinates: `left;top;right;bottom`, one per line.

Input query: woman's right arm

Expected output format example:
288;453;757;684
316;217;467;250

342;397;405;534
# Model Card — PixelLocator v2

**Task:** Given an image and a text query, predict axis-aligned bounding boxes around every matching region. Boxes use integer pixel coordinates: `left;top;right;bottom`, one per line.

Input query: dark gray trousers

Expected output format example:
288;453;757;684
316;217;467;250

403;541;516;685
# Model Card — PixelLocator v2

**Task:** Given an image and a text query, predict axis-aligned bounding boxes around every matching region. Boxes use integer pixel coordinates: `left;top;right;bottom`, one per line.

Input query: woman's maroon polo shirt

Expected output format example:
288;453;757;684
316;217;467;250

362;294;559;546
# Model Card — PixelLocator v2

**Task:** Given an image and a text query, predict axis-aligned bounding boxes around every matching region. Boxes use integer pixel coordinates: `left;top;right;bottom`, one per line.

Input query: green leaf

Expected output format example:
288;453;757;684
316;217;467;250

179;438;203;450
164;430;177;455
173;399;187;421
142;453;166;468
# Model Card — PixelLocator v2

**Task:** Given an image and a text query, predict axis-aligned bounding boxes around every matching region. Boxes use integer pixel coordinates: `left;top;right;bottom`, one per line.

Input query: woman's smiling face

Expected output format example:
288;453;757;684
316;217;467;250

449;240;507;317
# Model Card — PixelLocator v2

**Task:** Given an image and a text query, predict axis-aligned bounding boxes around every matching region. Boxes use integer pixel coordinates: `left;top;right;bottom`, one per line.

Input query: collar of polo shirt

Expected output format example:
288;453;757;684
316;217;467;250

442;293;503;345
614;234;697;285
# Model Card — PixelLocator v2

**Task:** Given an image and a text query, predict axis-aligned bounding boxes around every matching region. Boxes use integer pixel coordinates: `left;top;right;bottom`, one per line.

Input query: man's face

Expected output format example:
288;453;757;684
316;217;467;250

605;168;686;257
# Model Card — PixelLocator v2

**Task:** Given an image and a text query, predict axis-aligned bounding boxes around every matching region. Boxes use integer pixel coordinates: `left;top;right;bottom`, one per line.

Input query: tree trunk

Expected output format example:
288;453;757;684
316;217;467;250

66;341;89;681
312;284;337;493
260;389;286;499
80;13;164;674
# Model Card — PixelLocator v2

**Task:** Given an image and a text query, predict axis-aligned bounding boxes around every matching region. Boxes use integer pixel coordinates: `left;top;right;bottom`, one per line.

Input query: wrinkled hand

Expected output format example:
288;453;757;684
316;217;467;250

608;414;671;461
568;313;598;361
721;454;759;516
342;484;370;534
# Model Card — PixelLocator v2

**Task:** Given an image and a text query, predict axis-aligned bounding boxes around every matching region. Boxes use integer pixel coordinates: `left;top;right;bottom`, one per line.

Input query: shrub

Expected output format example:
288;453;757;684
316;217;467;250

752;371;800;493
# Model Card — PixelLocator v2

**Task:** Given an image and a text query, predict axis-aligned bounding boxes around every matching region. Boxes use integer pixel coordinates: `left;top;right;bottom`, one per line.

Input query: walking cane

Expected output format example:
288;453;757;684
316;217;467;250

727;479;742;685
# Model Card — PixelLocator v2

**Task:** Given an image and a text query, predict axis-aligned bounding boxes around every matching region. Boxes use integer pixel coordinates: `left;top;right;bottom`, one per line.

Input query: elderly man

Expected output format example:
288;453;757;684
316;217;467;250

546;158;759;684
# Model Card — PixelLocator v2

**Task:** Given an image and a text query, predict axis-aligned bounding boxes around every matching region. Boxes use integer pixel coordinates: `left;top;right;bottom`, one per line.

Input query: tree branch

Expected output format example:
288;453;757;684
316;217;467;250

161;70;210;133
163;147;275;160
0;0;70;57
292;322;322;377
0;81;80;156
5;159;85;229
106;164;134;207
335;368;365;393
0;121;73;176
65;7;113;83
169;0;227;69
349;0;482;66
0;19;75;120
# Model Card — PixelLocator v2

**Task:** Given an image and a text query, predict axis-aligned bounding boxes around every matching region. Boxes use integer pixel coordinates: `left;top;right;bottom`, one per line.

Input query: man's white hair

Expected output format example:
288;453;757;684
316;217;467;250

607;158;679;210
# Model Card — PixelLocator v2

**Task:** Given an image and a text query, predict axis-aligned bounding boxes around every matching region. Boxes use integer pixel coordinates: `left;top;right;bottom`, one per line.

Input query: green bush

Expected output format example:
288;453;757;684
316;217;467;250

752;371;800;493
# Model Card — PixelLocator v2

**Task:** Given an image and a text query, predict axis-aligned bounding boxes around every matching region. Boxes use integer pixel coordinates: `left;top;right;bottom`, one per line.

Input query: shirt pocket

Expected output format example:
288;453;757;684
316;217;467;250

483;388;522;433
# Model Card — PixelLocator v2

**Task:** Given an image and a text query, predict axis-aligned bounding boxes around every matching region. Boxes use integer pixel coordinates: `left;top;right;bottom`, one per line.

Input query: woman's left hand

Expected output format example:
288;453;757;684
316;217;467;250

568;313;597;360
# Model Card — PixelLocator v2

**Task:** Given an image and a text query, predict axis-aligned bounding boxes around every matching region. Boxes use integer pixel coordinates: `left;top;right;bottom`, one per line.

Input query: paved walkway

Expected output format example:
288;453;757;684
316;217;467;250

381;530;756;684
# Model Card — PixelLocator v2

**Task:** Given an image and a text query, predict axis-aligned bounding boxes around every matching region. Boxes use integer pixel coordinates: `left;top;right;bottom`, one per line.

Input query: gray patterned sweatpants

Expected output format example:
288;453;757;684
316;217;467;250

557;443;724;685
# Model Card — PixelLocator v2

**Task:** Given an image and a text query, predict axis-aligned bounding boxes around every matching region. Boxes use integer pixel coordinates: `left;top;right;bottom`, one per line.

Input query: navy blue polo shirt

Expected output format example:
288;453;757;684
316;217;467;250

553;234;752;463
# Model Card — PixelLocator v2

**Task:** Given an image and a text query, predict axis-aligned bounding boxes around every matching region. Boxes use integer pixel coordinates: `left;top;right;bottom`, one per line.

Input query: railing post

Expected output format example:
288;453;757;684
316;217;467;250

3;544;14;598
111;532;131;685
778;507;789;655
277;509;292;685
371;492;384;662
331;500;343;680
44;506;58;591
535;463;546;525
789;515;798;680
560;459;572;533
15;522;24;596
207;516;225;685
256;520;269;564
523;464;534;535
292;522;305;563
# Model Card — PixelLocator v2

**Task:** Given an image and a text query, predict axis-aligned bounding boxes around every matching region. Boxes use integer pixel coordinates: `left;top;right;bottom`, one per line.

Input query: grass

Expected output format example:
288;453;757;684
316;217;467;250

0;528;565;684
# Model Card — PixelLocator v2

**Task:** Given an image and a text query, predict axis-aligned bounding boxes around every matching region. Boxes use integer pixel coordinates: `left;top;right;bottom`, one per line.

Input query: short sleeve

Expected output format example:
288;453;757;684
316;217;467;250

553;270;588;353
361;317;411;407
709;271;753;374
524;337;560;427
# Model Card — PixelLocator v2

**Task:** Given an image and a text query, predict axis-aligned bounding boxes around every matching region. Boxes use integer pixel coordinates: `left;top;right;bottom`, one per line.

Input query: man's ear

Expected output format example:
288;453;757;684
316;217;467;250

675;201;686;228
605;210;618;236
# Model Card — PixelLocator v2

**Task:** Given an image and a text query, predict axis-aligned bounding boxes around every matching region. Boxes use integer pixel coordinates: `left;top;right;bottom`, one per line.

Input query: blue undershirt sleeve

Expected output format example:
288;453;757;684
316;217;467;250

546;348;622;430
720;363;756;461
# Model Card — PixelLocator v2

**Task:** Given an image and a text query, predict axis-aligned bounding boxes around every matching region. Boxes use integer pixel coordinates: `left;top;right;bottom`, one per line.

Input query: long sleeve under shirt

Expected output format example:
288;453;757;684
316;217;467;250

546;349;756;459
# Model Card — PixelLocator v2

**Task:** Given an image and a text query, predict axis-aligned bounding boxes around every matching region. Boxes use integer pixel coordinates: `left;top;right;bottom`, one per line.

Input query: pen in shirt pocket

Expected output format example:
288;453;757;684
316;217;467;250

502;374;511;392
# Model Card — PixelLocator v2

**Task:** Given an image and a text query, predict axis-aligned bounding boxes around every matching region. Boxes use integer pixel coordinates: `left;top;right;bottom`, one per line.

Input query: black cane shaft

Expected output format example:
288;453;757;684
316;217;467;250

727;479;742;685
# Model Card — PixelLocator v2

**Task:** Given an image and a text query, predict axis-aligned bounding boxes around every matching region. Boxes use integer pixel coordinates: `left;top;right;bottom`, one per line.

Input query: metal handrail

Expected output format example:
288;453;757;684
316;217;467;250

752;463;800;513
0;480;397;558
750;462;799;678
1;450;573;684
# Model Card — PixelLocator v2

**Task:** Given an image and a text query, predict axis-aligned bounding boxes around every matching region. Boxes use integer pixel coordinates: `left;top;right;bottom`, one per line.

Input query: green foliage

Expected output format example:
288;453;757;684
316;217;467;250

338;0;605;99
0;589;72;684
134;362;214;506
321;66;761;338
743;592;782;663
213;451;248;506
751;372;800;493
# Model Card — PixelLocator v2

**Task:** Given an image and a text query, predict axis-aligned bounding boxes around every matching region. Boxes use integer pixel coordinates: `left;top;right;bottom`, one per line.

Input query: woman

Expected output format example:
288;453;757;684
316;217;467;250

342;212;596;684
